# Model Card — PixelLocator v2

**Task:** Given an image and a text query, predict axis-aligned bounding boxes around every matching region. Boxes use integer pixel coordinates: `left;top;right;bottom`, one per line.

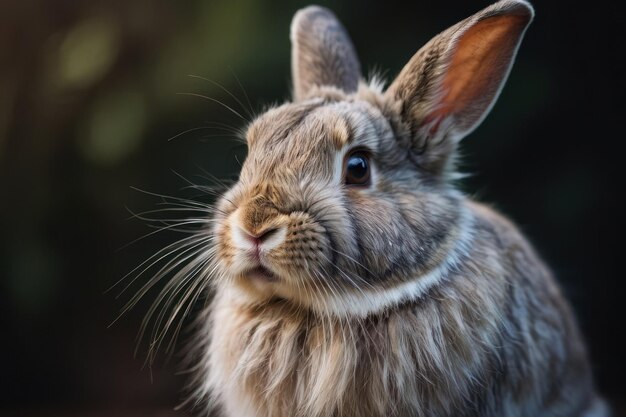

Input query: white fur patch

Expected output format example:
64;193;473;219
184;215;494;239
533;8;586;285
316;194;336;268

260;226;287;252
229;211;254;251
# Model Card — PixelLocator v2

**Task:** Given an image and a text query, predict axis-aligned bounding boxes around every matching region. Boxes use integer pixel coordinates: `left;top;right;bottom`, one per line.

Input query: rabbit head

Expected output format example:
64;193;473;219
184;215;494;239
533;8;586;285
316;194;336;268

211;0;534;317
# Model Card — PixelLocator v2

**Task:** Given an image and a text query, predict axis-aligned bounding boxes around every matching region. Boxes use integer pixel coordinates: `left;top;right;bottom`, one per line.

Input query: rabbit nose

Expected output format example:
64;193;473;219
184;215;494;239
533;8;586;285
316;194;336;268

234;224;287;252
240;226;280;246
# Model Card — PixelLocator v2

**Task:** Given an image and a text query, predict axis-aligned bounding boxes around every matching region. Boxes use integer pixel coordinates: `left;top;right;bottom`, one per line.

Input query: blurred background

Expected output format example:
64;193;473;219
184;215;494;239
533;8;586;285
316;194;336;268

0;0;623;415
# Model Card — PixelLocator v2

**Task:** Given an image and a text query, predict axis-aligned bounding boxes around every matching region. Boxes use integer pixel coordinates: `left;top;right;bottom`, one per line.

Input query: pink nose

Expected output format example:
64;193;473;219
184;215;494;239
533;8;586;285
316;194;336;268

239;226;281;246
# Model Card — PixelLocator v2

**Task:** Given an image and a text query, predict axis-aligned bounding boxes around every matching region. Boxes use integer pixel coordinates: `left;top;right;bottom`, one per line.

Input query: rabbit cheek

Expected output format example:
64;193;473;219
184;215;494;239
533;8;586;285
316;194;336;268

214;221;236;272
270;212;332;283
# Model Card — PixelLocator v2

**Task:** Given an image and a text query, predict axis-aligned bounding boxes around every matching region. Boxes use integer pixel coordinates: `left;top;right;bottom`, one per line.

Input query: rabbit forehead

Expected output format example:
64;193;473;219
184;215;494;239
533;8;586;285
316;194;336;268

247;98;383;148
244;99;385;178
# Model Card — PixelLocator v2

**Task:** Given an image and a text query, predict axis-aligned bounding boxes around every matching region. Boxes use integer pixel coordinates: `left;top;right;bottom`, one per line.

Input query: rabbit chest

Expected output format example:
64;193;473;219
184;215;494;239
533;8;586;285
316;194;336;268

203;277;531;417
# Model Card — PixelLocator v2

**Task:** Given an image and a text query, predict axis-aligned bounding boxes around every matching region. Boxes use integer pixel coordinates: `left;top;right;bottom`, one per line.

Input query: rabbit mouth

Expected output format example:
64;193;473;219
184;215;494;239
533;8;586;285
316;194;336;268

245;265;278;282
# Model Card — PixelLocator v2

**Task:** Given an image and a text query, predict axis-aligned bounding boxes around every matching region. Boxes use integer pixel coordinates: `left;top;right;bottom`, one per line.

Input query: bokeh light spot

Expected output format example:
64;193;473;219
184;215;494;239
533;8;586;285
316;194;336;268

58;16;120;88
80;90;147;165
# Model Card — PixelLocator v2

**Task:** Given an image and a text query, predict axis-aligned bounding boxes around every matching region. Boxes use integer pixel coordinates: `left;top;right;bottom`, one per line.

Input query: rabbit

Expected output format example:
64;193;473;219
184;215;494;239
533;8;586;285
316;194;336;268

182;1;609;416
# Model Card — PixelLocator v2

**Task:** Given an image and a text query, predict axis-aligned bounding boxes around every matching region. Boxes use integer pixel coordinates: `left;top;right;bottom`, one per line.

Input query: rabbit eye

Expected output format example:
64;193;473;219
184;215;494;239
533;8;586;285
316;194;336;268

344;151;371;186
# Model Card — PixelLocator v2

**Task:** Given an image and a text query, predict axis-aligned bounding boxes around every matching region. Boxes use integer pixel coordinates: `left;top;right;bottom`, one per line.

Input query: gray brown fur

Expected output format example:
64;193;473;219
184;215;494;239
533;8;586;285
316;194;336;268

291;6;361;101
183;1;609;416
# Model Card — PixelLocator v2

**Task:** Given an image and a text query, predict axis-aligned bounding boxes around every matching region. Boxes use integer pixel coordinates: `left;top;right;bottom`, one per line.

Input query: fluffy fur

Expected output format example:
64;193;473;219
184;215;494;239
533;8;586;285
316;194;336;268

175;1;609;416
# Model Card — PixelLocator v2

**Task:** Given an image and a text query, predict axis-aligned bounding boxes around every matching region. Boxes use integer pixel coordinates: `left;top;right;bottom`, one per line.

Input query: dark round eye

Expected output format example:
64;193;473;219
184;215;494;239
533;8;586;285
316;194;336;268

344;151;371;186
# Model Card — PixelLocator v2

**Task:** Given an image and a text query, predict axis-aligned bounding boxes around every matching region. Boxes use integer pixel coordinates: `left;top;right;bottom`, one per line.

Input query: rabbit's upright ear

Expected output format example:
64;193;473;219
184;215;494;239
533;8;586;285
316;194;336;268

385;0;533;174
291;6;361;101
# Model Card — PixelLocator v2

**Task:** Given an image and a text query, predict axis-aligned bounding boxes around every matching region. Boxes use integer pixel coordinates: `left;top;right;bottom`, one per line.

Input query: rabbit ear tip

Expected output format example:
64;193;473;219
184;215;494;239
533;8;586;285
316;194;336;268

291;6;331;41
292;6;334;26
497;0;535;20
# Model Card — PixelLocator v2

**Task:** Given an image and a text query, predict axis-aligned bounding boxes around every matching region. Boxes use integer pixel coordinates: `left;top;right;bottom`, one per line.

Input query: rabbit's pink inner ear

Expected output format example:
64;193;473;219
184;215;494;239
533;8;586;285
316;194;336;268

429;12;531;134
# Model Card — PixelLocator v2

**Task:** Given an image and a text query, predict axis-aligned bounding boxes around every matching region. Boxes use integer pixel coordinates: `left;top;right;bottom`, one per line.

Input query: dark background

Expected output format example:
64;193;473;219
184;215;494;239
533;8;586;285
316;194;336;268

1;0;624;415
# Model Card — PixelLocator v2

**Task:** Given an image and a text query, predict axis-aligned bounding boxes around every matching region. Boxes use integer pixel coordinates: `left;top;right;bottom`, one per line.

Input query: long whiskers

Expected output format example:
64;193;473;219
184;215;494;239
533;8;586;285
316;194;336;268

177;92;249;122
228;67;255;118
141;247;217;363
113;180;228;366
166;123;243;142
188;74;256;121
